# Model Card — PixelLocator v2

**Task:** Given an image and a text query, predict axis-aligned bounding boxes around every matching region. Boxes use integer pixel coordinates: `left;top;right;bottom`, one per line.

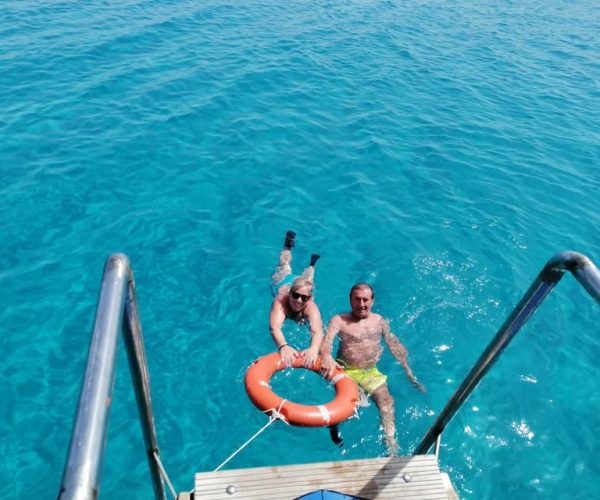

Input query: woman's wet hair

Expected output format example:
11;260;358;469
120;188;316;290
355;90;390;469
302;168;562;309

291;276;314;294
349;282;374;299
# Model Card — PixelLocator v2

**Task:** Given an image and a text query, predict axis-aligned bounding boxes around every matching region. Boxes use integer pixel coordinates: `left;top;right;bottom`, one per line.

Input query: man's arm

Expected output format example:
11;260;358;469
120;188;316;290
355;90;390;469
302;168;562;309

320;315;342;378
382;319;426;393
269;298;297;366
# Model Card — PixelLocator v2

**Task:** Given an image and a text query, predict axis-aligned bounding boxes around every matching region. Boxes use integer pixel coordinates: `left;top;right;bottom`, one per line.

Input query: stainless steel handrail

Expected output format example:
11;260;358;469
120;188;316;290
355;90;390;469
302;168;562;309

58;254;166;500
122;268;167;499
414;251;600;455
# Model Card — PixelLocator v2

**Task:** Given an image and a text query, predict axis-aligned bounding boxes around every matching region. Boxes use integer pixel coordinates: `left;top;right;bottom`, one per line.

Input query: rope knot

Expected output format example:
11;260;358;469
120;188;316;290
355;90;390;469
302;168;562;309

266;399;289;424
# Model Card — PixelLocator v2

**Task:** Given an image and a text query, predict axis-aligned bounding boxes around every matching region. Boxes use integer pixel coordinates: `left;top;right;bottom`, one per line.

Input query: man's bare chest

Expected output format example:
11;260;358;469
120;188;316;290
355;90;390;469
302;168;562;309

340;323;381;344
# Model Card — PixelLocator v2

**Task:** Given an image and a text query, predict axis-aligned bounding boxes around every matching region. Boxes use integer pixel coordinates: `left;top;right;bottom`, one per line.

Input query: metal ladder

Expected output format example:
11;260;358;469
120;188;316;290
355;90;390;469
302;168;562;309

57;254;170;500
413;251;600;457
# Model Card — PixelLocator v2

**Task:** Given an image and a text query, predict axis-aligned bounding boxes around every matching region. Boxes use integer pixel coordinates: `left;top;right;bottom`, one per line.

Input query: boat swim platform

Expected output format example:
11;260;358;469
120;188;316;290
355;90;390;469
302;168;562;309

188;454;458;499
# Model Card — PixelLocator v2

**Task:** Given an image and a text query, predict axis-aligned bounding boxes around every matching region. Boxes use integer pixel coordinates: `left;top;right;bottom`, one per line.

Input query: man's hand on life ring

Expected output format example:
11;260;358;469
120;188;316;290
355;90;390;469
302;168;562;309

320;355;343;380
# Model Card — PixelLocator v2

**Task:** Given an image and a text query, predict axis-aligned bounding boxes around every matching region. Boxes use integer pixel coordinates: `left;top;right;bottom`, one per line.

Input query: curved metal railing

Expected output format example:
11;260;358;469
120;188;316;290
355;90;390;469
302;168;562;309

58;254;167;500
414;251;600;455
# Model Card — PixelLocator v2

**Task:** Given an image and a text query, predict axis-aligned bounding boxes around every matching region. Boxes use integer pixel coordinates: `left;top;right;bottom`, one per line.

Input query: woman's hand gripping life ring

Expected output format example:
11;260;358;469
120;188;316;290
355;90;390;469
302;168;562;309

244;352;359;427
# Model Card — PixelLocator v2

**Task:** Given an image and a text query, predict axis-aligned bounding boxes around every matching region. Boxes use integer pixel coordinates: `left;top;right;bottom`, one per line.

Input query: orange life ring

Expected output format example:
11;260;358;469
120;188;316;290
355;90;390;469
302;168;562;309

245;352;359;427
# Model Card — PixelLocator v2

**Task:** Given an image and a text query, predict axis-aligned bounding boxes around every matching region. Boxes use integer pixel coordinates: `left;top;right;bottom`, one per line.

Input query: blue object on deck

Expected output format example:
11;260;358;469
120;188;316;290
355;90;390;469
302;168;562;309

294;490;367;500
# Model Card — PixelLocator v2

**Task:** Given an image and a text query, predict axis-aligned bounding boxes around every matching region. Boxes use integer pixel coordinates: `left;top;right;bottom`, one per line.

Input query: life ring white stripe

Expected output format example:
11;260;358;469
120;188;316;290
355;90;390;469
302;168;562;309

317;405;331;425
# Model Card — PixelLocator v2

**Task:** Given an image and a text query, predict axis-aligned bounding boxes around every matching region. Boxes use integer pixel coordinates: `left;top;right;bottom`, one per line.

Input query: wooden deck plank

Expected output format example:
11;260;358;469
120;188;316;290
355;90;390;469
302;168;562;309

194;455;453;499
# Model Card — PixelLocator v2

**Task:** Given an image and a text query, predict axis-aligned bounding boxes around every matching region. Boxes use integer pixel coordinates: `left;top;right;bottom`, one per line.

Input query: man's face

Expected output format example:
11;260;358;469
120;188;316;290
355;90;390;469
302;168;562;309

350;287;373;319
288;285;312;312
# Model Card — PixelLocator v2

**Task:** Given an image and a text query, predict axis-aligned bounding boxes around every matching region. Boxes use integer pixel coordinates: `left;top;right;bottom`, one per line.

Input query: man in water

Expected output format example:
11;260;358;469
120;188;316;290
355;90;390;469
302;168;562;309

320;283;426;456
270;231;323;368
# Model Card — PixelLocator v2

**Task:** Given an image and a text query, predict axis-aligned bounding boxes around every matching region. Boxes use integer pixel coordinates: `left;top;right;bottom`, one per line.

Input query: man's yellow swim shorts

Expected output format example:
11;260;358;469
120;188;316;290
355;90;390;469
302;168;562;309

340;363;387;394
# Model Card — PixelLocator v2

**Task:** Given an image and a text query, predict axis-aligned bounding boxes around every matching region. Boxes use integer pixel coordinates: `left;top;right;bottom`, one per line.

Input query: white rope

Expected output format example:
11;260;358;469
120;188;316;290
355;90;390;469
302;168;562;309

152;450;178;500
213;400;288;472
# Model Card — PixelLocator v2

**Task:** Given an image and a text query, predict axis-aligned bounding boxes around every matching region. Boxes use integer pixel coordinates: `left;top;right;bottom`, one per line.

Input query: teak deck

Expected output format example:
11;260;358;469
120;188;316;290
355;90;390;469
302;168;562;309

192;454;457;499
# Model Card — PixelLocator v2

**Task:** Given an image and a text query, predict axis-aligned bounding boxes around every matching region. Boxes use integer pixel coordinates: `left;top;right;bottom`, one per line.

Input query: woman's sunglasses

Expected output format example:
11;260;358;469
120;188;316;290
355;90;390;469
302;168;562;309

291;291;312;302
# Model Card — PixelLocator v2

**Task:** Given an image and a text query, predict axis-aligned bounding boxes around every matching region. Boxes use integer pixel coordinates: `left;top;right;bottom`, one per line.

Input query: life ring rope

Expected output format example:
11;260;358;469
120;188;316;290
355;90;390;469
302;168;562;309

263;398;289;424
213;411;282;472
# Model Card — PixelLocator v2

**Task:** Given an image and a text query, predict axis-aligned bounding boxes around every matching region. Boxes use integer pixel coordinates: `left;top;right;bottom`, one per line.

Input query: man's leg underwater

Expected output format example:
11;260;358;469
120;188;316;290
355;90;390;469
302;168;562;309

371;384;399;456
328;424;343;446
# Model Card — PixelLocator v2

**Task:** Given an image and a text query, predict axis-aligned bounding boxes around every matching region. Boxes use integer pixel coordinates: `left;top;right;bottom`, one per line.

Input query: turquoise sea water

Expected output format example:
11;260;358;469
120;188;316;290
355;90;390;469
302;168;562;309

1;0;599;498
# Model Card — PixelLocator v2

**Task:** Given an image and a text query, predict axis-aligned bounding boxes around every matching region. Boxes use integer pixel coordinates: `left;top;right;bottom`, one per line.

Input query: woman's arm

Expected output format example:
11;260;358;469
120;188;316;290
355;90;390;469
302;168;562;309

269;297;298;366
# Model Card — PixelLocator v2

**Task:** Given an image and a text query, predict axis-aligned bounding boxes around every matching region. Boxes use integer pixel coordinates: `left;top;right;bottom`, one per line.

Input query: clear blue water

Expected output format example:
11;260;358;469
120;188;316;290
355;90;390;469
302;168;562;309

1;0;599;498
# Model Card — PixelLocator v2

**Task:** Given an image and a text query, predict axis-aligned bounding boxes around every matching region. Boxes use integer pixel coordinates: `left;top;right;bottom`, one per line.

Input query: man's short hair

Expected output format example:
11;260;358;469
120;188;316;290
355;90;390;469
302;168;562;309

349;283;374;299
